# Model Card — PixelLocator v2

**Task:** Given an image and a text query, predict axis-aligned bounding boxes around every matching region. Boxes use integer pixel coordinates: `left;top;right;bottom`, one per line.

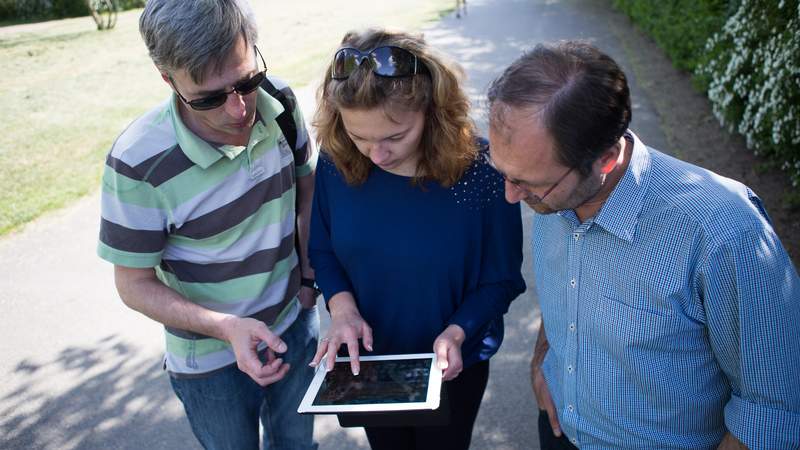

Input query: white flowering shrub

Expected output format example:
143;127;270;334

699;0;800;189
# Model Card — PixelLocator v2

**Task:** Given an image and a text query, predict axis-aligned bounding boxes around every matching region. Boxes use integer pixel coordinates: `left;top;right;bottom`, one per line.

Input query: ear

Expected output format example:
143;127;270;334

160;71;171;86
595;141;622;175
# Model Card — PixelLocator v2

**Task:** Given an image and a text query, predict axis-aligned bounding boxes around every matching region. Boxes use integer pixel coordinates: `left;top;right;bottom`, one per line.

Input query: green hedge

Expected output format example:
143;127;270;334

612;0;732;75
0;0;145;21
0;1;15;19
614;0;800;193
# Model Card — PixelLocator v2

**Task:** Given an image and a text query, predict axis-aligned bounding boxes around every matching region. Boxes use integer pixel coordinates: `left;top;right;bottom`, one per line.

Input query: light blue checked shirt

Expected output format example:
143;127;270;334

533;132;800;449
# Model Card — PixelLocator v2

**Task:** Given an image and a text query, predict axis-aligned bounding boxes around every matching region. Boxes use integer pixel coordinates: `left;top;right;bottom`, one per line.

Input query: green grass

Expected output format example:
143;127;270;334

0;0;452;235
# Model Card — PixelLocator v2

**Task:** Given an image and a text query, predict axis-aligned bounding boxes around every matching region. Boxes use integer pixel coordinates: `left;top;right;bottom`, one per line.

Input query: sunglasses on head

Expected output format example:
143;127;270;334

170;45;267;111
331;45;428;80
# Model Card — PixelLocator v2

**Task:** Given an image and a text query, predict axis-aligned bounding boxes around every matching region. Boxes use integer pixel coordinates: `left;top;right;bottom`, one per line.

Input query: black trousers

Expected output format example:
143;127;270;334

538;410;578;450
364;360;490;450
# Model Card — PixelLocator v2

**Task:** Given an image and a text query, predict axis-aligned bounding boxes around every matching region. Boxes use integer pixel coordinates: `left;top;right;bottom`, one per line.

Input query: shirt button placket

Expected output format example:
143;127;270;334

563;226;582;442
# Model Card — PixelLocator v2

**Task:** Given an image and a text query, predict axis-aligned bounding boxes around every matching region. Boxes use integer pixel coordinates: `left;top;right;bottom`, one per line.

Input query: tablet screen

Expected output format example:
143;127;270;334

298;353;442;413
313;358;431;405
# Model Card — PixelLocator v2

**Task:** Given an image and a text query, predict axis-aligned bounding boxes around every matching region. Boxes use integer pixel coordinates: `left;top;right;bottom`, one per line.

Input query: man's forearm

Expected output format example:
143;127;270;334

530;322;549;392
532;322;549;369
114;266;235;342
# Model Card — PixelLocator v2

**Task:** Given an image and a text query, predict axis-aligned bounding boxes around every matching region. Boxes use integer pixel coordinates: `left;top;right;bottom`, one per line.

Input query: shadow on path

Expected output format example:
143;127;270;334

1;334;198;450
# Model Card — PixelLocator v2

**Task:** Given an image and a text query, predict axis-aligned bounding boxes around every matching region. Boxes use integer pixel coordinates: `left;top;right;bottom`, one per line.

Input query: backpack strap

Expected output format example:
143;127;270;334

259;77;298;151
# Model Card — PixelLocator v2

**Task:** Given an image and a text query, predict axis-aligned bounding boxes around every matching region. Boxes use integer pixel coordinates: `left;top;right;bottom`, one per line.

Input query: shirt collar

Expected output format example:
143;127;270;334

168;86;285;169
591;131;652;242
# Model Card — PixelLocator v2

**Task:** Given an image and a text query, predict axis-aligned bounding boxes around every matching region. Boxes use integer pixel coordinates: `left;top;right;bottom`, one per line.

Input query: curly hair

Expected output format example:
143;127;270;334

314;28;476;187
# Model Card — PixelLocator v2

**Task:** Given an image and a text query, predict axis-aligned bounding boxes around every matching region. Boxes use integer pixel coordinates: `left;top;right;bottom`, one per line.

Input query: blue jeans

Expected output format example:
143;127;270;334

170;306;320;450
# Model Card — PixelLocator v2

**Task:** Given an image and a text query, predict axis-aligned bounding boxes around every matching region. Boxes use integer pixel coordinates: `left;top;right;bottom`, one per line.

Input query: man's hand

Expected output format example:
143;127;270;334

531;325;561;437
717;432;748;449
114;266;291;386
532;359;561;437
309;292;372;375
222;316;290;386
433;324;466;381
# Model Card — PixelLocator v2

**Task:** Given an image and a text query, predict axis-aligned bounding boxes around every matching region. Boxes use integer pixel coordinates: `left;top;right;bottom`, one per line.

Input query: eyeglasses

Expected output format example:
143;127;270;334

331;46;428;80
170;46;267;111
483;152;574;204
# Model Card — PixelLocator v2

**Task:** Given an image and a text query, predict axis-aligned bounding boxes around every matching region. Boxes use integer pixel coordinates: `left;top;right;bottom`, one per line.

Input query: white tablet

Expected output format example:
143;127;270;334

297;353;443;414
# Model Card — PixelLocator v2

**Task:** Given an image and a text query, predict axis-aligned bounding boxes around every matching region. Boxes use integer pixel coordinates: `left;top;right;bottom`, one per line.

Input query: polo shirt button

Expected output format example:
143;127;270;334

570;278;576;288
250;166;265;178
573;233;580;241
571;438;578;444
569;323;576;332
567;404;574;412
567;365;573;374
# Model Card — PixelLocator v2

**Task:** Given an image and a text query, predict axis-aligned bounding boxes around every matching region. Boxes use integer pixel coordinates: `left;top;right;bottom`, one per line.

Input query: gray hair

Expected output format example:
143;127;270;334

139;0;258;84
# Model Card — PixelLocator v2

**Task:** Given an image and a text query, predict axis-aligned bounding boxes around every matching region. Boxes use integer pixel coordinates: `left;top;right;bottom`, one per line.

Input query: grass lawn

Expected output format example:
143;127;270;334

0;0;453;235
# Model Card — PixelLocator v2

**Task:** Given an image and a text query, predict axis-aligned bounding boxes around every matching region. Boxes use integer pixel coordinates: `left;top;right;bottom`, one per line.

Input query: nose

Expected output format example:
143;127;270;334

224;92;247;119
367;142;390;165
504;180;526;204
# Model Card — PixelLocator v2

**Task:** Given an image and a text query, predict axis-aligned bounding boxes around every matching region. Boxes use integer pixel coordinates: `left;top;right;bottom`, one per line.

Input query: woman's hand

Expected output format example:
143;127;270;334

309;292;373;375
433;324;466;381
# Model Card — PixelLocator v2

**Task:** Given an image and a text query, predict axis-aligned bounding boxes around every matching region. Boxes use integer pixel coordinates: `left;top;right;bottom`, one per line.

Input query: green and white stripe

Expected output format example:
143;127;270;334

98;76;315;374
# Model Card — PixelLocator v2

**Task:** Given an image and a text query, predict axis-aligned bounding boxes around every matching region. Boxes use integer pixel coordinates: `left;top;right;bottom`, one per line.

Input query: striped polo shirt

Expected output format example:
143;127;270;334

97;76;316;375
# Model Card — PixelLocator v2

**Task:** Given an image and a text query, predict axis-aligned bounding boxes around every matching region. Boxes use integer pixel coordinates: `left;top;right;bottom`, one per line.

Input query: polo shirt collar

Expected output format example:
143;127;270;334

592;131;652;242
168;87;286;169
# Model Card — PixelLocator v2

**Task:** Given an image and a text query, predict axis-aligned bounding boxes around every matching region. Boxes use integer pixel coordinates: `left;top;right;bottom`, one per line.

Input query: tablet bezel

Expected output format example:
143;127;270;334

297;353;442;414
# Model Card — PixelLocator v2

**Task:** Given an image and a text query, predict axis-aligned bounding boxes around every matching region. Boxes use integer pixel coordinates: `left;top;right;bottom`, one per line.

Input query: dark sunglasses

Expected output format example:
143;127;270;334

331;45;428;80
170;46;267;111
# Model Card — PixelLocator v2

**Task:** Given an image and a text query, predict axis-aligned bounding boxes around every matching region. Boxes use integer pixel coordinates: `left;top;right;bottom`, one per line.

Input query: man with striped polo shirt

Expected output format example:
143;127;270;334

97;1;319;448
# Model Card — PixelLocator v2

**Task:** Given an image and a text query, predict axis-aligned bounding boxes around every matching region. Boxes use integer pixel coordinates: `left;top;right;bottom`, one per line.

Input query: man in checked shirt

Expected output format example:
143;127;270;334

485;41;799;449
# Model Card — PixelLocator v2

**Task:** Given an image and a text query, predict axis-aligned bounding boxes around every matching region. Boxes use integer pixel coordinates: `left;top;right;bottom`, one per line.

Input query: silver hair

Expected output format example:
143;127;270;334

139;0;258;84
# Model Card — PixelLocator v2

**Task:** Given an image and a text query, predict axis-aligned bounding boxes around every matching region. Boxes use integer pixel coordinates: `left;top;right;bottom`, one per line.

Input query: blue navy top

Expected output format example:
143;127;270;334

309;140;526;368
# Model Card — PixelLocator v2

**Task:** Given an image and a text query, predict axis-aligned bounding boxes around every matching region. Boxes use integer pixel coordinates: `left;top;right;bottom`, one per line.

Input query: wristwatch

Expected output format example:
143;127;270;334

301;277;322;299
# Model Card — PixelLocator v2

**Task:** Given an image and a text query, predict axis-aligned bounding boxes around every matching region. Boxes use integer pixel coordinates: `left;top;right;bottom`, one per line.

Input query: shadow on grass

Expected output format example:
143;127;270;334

0;334;199;450
0;16;76;28
0;29;97;49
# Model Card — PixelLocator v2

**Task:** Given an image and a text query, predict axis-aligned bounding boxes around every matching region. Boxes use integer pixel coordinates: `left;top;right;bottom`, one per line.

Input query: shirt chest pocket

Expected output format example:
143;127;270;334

590;287;680;354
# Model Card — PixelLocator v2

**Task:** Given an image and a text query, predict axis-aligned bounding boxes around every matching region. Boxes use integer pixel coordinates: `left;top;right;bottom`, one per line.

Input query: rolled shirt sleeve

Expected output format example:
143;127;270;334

699;225;800;448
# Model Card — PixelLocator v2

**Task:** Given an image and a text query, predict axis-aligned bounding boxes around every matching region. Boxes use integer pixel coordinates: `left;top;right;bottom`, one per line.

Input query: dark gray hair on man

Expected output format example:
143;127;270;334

488;40;631;176
139;0;258;84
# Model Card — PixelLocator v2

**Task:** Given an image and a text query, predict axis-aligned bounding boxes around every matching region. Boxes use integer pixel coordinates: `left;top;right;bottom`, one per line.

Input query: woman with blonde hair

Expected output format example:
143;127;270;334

308;28;525;450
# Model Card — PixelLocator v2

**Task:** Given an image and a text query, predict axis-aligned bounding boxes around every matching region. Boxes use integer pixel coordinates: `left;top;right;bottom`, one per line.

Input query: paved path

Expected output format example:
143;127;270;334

1;1;675;448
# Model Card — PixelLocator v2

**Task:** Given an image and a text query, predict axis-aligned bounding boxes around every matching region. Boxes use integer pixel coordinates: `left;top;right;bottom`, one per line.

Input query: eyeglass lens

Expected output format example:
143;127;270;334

182;47;267;111
187;71;265;110
483;152;572;204
332;46;417;79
